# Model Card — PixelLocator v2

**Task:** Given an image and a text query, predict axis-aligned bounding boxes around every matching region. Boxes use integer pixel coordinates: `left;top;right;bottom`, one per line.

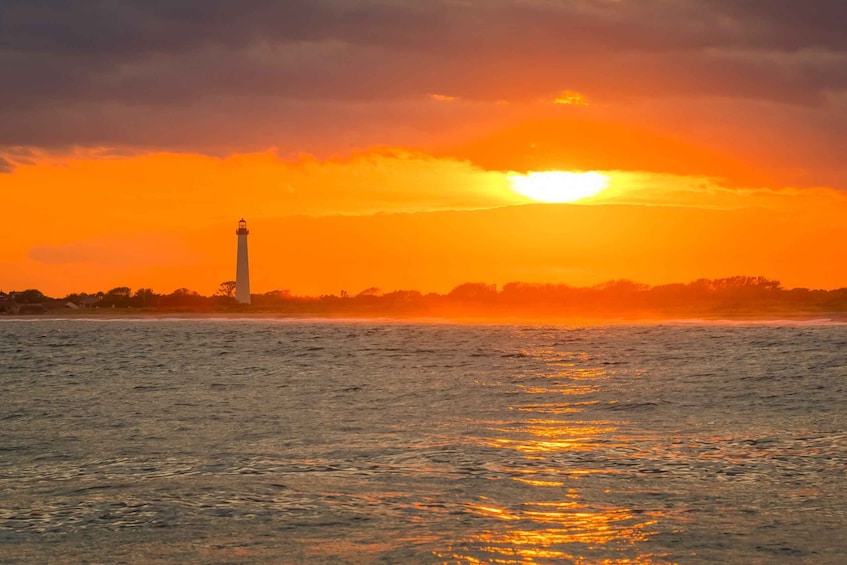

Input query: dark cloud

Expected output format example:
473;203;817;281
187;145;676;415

1;0;846;184
709;0;847;50
4;1;845;108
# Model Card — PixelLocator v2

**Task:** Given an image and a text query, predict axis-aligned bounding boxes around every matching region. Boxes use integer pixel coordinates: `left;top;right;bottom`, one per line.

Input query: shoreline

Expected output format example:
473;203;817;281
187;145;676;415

3;308;845;326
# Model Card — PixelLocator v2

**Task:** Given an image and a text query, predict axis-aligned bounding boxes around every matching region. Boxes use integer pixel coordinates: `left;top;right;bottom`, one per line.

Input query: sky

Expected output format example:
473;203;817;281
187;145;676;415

2;0;847;297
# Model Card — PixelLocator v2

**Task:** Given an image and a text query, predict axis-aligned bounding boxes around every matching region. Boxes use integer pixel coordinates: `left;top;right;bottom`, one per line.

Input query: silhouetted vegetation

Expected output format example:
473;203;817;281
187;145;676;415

3;276;847;320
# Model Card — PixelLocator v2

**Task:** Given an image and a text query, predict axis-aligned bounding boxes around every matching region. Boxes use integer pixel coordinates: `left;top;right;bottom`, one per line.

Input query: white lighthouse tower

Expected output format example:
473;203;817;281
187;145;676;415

235;218;251;304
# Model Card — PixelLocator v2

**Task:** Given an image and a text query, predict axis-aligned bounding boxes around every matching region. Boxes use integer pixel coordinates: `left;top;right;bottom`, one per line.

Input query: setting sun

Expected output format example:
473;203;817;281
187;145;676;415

509;171;610;203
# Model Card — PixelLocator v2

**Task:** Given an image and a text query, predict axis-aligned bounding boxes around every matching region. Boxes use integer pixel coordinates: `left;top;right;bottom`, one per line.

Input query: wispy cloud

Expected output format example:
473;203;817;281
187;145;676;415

429;93;457;102
28;235;195;266
554;91;588;106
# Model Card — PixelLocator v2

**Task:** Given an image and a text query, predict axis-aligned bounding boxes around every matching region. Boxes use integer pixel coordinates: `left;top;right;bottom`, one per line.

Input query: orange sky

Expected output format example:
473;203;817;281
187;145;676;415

2;2;847;296
3;148;846;297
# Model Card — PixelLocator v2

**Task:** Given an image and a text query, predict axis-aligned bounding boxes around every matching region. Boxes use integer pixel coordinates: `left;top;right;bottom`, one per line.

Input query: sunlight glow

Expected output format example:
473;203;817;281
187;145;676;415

554;90;589;106
429;93;456;102
509;171;610;203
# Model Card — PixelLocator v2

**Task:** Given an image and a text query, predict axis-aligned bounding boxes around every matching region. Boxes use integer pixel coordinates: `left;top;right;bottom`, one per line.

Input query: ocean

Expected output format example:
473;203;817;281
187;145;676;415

1;318;845;564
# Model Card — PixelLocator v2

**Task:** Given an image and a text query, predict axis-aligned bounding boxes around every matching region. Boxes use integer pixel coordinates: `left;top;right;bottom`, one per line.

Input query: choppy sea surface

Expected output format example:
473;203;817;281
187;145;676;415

1;318;845;564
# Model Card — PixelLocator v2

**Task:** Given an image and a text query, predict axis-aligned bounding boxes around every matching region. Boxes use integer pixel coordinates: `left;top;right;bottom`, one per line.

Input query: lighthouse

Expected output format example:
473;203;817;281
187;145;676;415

235;218;251;304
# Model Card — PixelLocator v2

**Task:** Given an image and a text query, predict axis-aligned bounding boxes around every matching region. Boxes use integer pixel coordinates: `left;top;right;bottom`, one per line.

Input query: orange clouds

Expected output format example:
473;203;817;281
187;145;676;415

3;2;847;189
441;110;772;187
429;94;457;102
553;91;589;106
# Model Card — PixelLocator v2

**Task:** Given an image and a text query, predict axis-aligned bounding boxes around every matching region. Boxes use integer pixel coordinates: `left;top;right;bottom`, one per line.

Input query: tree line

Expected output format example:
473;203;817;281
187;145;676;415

3;276;847;318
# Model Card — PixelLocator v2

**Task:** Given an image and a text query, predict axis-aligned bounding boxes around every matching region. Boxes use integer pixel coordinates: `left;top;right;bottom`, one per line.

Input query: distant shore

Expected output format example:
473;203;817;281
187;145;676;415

5;307;846;325
4;277;846;323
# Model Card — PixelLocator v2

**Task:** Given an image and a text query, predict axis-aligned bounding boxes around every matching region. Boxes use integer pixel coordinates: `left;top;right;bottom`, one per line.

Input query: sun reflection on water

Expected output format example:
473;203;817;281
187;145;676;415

446;499;662;563
446;341;670;564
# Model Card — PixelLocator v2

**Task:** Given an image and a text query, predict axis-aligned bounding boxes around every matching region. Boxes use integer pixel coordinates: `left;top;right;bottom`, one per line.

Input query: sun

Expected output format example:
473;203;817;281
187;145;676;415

508;171;609;203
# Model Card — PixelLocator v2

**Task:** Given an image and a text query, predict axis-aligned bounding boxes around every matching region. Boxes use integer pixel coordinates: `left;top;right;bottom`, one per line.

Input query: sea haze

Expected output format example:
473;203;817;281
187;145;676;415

1;319;845;564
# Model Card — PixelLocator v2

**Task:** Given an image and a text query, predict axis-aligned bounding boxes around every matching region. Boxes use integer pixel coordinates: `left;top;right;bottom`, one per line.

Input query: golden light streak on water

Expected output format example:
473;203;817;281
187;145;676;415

449;342;672;564
454;500;663;563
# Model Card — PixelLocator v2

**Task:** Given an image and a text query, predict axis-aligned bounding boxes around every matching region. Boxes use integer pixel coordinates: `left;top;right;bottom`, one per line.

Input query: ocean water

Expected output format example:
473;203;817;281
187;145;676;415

0;318;845;564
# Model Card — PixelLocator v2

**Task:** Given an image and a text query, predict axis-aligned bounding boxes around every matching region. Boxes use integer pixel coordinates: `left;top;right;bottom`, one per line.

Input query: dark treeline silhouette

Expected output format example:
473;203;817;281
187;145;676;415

3;275;847;319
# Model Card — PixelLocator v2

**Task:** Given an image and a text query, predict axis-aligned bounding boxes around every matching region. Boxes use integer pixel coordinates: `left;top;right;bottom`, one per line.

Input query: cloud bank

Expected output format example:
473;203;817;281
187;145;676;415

2;1;846;184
